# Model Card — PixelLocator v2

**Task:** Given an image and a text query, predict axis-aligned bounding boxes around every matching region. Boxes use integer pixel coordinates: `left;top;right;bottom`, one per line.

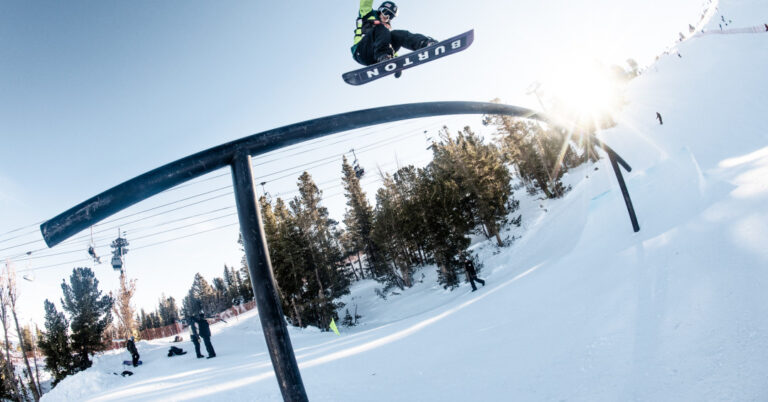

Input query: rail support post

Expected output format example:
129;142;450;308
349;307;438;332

607;150;640;233
230;152;308;402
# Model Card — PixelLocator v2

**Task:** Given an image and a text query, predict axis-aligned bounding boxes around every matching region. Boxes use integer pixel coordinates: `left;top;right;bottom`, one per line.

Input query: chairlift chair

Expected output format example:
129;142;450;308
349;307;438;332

88;245;102;264
110;230;129;271
88;226;102;264
349;148;365;178
354;164;365;178
18;260;35;282
111;254;123;271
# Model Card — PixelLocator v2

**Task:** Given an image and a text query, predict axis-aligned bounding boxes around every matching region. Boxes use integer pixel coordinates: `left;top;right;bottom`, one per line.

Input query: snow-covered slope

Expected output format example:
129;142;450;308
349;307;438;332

42;0;768;400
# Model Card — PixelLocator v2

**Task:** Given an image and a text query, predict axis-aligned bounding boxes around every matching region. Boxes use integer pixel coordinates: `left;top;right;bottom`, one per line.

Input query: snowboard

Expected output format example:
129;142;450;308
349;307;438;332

123;360;143;366
342;29;474;86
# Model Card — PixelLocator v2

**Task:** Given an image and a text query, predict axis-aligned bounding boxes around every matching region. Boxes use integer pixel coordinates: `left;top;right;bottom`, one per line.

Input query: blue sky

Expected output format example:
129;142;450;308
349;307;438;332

0;0;704;324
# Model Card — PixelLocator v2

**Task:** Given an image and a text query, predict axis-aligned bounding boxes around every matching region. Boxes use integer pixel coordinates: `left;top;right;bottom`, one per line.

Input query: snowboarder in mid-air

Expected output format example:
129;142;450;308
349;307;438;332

343;1;473;85
351;1;437;75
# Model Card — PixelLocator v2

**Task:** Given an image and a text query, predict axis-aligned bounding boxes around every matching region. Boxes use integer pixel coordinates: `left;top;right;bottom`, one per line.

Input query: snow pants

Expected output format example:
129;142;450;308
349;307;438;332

467;273;485;291
191;335;204;357
202;336;216;357
353;24;431;66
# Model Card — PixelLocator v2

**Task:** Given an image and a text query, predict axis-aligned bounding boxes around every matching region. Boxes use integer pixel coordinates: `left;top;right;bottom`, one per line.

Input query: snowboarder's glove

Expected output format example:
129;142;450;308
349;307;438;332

394;71;402;79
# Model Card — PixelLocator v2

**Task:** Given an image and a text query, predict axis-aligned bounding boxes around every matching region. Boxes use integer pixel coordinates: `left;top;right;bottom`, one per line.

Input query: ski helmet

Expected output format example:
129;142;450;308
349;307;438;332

378;1;398;18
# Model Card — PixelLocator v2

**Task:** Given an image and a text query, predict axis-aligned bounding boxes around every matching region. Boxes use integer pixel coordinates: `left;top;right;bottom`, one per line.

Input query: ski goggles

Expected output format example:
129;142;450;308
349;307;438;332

379;8;395;19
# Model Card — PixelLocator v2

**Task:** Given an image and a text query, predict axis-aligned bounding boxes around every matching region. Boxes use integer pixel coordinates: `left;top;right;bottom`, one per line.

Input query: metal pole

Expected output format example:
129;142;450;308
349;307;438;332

230;152;308;402
607;152;640;233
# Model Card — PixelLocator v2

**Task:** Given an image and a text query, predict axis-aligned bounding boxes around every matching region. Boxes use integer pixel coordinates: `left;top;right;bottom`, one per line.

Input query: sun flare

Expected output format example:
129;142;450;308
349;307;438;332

534;58;629;127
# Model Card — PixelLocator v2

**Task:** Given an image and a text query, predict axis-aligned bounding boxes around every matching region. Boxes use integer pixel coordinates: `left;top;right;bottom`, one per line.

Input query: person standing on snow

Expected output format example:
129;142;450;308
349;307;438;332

187;315;204;358
351;1;438;70
126;336;140;367
462;253;486;292
196;313;216;359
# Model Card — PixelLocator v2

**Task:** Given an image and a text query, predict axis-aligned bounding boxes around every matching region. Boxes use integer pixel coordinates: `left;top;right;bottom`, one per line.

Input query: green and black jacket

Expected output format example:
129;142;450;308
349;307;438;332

351;0;388;54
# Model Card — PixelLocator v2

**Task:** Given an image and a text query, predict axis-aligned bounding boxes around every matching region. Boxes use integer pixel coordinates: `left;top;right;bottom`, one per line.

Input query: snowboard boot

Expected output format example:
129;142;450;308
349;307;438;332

376;54;393;63
418;37;438;49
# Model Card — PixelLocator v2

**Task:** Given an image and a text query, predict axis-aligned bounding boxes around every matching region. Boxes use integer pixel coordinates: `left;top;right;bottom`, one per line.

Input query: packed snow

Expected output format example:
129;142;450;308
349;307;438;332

41;0;767;400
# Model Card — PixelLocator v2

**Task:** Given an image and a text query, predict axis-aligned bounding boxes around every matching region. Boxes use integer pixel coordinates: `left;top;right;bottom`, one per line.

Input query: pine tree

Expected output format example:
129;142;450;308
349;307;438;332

158;295;180;326
419;160;472;289
184;273;216;316
289;172;349;329
435;126;516;245
263;197;312;328
212;277;231;312
390;165;432;269
236;234;255;302
181;293;199;320
60;267;113;370
371;170;420;288
20;326;34;354
340;156;378;280
37;300;73;386
138;308;149;331
223;265;241;306
484;115;573;198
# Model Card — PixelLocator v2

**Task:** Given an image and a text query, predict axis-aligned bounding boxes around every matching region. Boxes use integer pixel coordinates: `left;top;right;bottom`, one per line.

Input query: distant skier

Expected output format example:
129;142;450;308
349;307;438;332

196;313;216;359
656;112;663;125
187;316;204;358
126;336;140;367
462;253;485;292
351;1;437;73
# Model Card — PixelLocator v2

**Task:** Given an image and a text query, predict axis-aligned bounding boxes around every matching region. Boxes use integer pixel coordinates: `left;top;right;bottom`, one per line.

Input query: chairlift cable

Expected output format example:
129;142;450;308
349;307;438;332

10;156;423;275
0;144;427;263
0;118;449;250
2;117;460;270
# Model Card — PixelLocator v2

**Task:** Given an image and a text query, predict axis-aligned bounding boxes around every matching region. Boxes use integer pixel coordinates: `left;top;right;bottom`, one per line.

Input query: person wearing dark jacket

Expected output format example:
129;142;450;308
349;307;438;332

351;1;437;67
187;316;204;358
463;255;486;292
196;313;216;359
126;336;140;367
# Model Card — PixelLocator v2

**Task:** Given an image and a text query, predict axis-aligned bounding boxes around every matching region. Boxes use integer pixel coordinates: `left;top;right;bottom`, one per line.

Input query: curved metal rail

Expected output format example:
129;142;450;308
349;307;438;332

40;101;638;401
41;102;547;247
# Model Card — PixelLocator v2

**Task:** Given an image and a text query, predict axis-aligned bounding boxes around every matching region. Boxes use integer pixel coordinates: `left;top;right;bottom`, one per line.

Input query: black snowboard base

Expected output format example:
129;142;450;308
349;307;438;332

343;29;474;85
